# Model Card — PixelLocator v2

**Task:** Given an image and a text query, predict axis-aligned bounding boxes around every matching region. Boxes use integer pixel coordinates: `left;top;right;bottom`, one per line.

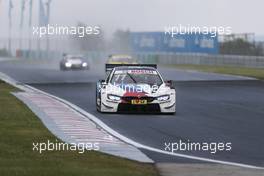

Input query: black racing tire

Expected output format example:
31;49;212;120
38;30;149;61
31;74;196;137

96;83;102;112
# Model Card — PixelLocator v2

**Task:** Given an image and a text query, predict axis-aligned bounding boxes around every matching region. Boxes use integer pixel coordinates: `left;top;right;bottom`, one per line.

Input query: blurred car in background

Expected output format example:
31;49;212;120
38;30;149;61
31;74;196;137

107;54;138;64
60;54;89;70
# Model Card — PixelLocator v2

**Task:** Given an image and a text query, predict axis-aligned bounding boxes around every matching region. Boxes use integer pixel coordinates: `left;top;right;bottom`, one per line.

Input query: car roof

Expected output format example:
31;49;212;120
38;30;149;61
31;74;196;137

66;55;84;58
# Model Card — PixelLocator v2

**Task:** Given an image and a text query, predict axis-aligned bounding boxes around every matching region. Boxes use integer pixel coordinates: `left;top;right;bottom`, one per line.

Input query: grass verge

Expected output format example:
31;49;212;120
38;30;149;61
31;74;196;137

165;64;264;80
0;81;159;176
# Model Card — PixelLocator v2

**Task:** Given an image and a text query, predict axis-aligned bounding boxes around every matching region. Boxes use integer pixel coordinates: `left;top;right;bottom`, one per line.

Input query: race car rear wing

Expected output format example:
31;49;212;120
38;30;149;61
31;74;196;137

105;64;157;73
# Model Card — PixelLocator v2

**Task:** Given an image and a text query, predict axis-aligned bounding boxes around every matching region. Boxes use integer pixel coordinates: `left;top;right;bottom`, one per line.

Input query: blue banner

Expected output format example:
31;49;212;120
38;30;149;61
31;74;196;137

130;32;219;54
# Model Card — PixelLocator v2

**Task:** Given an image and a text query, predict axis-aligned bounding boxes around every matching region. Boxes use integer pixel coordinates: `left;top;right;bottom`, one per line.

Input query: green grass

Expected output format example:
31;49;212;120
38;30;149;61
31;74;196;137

165;64;264;80
0;81;159;176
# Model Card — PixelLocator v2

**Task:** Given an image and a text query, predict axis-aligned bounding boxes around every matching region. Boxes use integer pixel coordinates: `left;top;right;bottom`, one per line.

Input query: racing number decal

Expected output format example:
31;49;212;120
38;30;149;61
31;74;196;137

115;74;126;82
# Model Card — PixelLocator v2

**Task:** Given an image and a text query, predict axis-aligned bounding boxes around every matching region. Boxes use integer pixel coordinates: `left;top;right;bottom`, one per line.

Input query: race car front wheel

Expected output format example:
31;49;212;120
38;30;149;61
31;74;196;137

96;84;102;112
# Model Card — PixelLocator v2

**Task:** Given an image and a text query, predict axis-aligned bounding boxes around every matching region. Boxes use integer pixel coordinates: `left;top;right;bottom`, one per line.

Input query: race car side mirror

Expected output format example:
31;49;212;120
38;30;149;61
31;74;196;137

99;80;107;89
165;80;174;88
100;80;107;85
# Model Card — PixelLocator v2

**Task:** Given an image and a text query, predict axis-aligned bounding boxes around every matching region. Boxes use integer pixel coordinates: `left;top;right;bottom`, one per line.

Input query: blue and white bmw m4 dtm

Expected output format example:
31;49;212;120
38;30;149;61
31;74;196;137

96;64;176;114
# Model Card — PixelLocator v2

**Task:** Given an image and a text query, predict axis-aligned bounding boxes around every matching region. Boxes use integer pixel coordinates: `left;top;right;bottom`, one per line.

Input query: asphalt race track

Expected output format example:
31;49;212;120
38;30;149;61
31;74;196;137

0;59;263;167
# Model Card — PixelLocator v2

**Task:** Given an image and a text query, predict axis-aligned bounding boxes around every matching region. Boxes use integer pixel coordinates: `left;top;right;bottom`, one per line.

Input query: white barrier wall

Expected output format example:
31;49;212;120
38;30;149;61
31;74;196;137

136;53;264;68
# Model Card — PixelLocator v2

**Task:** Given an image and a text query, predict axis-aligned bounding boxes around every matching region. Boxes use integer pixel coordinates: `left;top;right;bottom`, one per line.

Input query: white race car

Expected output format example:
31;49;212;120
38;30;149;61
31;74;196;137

96;64;176;114
60;54;89;70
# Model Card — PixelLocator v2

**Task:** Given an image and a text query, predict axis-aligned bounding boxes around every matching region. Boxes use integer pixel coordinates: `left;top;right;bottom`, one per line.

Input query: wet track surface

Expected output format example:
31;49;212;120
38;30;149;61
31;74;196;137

0;60;263;166
29;81;264;166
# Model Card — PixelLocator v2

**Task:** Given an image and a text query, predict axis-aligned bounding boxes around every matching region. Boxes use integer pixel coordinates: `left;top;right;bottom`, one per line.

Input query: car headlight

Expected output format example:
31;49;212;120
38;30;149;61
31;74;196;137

82;62;88;67
157;95;170;101
107;94;121;101
65;62;72;67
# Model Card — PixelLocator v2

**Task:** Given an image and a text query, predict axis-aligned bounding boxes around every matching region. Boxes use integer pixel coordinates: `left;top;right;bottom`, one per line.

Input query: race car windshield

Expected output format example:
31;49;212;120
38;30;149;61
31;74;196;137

67;57;83;62
110;70;163;86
